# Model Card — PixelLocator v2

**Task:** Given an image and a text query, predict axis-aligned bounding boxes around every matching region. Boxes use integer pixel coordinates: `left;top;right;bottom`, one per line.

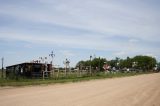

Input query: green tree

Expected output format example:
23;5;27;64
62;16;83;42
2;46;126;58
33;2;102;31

132;55;156;71
76;55;157;72
76;57;107;71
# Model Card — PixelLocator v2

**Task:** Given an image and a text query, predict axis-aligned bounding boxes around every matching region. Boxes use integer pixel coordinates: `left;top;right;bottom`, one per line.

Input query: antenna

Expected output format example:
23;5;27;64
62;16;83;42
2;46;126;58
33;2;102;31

49;51;55;77
49;51;55;65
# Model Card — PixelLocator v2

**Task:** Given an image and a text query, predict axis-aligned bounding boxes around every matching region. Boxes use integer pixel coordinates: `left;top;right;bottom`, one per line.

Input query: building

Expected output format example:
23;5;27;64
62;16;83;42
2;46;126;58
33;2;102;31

6;62;52;78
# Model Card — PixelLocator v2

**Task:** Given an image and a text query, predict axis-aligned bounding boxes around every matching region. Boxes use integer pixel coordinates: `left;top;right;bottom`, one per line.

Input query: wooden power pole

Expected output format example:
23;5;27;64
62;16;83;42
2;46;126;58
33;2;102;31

1;57;4;78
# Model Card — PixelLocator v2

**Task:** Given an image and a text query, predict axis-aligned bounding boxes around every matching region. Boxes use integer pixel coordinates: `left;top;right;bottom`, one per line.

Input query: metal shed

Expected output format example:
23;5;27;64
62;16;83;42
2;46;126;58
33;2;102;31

6;62;52;78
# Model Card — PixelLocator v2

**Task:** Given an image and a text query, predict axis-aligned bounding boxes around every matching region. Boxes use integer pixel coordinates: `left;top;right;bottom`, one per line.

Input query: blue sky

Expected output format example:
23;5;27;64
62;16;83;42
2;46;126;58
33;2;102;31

0;0;160;67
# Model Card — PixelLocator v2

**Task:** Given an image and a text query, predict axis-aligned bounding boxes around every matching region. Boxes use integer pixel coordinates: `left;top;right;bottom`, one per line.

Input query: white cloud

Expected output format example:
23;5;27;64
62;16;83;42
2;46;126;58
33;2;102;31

0;0;160;64
5;51;17;55
114;51;126;56
0;29;160;58
59;50;75;57
129;39;139;43
0;0;160;42
0;31;118;51
145;54;157;58
24;44;33;48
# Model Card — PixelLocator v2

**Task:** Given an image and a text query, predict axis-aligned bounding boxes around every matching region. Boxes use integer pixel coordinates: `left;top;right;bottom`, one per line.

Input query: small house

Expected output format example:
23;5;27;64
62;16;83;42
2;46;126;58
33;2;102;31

6;62;52;78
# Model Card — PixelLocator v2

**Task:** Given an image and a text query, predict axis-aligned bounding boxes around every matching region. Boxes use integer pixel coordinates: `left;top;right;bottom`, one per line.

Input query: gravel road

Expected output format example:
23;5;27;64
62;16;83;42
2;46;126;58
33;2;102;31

0;73;160;106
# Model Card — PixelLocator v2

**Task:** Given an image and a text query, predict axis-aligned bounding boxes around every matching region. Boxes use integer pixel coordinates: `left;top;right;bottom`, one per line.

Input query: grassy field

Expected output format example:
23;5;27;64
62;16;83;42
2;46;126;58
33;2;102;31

0;71;154;87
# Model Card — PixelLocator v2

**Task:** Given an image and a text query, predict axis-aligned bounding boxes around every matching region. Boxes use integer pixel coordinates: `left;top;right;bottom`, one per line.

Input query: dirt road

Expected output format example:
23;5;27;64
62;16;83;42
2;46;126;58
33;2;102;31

0;73;160;106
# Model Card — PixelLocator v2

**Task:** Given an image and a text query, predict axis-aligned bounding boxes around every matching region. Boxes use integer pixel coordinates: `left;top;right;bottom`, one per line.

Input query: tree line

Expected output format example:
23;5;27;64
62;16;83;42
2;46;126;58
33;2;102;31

76;55;159;72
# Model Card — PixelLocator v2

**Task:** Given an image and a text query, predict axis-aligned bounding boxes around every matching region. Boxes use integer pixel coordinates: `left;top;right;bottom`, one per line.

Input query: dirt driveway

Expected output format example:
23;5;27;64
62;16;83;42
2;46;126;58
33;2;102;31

0;73;160;106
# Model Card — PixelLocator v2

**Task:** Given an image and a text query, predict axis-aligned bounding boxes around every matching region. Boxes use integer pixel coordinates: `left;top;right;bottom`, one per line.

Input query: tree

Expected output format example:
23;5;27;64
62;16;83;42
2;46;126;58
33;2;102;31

76;55;157;72
75;58;107;71
132;55;156;71
157;62;160;68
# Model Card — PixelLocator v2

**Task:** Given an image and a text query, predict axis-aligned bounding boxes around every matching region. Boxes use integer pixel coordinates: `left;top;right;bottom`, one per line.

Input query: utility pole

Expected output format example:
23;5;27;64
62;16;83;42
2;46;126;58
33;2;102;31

90;55;92;75
99;57;100;72
64;58;70;77
1;57;4;78
49;51;55;65
49;51;55;77
39;57;47;80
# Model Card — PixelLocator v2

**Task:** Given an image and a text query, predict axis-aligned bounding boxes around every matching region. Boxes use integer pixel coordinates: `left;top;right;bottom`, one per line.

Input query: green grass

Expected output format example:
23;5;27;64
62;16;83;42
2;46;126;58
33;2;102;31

0;69;6;79
0;71;154;87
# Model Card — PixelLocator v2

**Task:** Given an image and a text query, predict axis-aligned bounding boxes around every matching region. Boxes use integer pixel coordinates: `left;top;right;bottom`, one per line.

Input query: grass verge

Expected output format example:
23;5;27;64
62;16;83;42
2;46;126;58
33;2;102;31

0;71;155;87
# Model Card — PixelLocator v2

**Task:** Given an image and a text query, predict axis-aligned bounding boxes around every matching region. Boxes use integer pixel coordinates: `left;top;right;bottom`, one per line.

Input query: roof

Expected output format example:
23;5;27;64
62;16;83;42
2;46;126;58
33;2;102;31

6;62;51;68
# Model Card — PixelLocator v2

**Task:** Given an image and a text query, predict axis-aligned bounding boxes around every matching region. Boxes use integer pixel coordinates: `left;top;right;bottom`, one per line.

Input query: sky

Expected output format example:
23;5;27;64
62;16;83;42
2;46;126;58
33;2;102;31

0;0;160;67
